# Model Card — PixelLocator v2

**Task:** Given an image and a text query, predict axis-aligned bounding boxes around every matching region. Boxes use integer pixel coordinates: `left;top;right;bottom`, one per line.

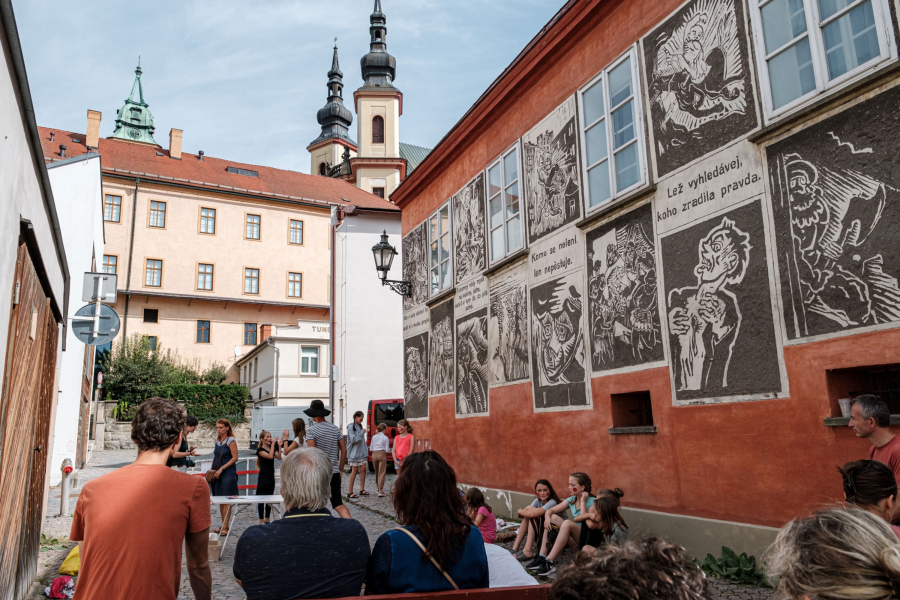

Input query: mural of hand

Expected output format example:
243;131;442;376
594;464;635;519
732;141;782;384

697;294;725;327
668;307;690;335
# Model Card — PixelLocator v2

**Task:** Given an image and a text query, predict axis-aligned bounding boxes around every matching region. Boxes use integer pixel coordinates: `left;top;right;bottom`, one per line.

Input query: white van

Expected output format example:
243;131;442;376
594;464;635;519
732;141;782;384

249;405;310;449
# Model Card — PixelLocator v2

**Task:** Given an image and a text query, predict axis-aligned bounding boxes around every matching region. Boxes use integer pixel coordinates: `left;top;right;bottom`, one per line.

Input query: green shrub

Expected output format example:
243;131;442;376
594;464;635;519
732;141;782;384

154;384;249;424
100;334;204;401
200;361;228;385
699;547;770;587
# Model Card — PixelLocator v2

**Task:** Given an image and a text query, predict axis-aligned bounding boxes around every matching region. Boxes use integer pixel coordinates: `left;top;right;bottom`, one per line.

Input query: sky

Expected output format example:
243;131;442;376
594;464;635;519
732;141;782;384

14;0;563;173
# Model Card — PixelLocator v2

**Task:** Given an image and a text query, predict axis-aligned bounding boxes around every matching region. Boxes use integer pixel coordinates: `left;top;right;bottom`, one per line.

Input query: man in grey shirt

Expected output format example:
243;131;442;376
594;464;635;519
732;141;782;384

305;400;351;518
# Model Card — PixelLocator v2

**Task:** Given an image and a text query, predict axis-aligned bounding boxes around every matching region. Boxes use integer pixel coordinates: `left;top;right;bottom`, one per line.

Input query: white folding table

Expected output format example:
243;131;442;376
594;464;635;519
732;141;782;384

209;494;284;560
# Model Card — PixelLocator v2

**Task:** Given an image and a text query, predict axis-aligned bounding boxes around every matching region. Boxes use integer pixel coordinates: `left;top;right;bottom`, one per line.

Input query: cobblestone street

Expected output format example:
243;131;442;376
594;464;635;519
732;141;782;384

31;454;773;600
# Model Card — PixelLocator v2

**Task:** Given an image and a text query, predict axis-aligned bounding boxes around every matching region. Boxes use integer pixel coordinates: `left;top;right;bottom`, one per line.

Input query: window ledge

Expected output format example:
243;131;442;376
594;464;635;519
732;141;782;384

483;247;530;277
749;59;900;145
824;415;900;427
426;286;455;308
608;426;658;435
576;185;656;230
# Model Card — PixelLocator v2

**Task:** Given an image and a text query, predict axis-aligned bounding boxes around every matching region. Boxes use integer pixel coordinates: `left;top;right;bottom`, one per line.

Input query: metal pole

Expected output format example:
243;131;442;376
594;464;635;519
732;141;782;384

59;458;73;516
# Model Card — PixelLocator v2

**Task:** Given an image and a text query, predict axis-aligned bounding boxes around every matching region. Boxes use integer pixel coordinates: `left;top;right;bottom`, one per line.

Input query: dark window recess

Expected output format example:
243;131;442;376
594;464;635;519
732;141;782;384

319;163;327;176
372;116;385;144
143;309;159;323
226;166;259;178
827;363;900;416
373;187;385;198
610;391;654;428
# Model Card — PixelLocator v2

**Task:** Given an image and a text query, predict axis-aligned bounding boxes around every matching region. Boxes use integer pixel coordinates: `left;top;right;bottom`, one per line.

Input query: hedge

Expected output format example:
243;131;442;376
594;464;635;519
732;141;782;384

112;384;249;423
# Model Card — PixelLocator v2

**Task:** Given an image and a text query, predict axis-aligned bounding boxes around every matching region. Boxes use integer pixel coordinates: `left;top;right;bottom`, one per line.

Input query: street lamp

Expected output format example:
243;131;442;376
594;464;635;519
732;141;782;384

371;231;411;297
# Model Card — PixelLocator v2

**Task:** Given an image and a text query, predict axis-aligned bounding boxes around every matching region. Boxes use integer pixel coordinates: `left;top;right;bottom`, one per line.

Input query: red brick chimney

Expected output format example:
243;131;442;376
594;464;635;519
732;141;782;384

260;323;273;340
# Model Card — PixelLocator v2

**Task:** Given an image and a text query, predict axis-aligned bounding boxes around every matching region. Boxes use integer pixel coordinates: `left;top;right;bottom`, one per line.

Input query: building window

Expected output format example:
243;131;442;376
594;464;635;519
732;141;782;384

197;263;214;291
101;254;117;274
130;107;141;123
246;214;261;240
486;144;523;262
196;320;210;344
319;162;327;176
610;391;654;428
749;0;893;117
244;323;257;346
104;195;121;222
142;336;158;351
143;308;158;323
200;207;216;234
145;259;162;287
372;115;385;144
301;347;319;375
149;201;166;228
290;220;304;245
577;47;645;212
288;272;302;298
428;202;453;295
244;268;260;294
372;187;385;198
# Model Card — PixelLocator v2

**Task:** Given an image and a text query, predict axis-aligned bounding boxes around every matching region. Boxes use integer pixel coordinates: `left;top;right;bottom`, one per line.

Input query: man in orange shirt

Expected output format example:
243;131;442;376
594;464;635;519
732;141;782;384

850;394;900;520
71;398;212;600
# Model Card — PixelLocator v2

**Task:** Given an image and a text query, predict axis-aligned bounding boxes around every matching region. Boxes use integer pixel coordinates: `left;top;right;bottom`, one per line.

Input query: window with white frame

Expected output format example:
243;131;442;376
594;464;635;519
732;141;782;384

577;47;645;212
750;0;893;117
301;347;319;375
487;144;523;262
427;202;452;295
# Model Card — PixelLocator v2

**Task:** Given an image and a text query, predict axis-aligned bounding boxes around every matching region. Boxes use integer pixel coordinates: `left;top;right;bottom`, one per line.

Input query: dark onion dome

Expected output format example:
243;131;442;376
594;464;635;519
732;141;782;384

359;0;400;91
310;42;355;148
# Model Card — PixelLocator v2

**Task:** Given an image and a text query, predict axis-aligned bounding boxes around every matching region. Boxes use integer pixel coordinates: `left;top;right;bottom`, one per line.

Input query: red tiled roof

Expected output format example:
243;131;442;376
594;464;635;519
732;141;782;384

38;126;399;212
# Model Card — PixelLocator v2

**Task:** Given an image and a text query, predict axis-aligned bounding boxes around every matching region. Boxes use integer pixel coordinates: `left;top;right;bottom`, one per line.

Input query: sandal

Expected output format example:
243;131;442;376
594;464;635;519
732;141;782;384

360;490;370;496
377;492;385;497
348;493;360;499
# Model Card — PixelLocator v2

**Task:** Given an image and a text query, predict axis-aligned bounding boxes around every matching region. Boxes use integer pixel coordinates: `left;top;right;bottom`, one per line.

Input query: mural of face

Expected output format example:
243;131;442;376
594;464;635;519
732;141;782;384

786;159;828;253
694;224;748;286
405;345;426;402
536;287;583;384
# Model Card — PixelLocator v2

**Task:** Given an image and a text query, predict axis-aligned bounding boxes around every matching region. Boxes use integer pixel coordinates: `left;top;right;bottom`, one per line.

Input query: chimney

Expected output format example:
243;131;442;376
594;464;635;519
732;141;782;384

49;131;55;142
169;128;183;160
86;110;101;149
198;150;204;161
260;324;273;340
58;145;66;158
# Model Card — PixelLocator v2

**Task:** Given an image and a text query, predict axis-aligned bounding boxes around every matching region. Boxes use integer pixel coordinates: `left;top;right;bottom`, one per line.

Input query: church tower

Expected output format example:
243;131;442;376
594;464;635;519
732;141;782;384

308;42;357;176
352;0;405;199
110;63;159;146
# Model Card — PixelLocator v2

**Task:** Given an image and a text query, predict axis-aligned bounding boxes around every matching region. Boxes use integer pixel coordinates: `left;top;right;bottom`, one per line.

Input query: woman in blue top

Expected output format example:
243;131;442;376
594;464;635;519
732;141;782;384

366;451;489;594
526;472;595;576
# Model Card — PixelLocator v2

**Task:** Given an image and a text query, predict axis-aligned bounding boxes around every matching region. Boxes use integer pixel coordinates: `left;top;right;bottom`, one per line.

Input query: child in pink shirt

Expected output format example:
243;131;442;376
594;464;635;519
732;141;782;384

466;488;497;544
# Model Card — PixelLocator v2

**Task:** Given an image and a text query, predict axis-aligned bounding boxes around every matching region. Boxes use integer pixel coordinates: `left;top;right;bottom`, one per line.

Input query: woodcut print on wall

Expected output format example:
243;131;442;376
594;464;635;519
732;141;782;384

643;0;758;177
428;299;454;397
404;332;429;419
453;173;487;285
530;271;588;409
489;277;530;385
586;204;664;373
661;199;782;402
767;87;900;340
402;223;429;310
523;96;583;245
456;307;489;415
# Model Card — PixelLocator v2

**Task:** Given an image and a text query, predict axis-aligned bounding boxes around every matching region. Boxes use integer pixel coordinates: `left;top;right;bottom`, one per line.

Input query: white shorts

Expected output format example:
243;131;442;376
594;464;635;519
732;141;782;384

348;460;367;467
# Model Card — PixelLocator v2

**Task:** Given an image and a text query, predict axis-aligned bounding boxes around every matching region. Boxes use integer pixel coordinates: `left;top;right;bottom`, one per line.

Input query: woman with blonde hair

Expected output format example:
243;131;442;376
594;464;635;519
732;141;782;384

210;418;239;534
255;429;281;524
766;507;900;600
393;419;415;475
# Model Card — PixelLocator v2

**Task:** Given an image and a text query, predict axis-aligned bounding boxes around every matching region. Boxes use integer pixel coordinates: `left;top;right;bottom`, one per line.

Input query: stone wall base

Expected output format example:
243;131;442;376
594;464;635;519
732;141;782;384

103;401;252;450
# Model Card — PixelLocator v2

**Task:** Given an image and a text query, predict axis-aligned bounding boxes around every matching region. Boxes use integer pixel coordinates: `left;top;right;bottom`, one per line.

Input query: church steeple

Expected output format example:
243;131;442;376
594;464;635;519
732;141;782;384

360;0;398;90
310;41;355;148
110;62;158;145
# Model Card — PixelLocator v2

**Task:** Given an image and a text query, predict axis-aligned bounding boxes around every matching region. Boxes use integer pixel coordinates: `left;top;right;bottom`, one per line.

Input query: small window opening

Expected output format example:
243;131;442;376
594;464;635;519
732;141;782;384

372;116;385;144
143;308;159;323
610;391;654;428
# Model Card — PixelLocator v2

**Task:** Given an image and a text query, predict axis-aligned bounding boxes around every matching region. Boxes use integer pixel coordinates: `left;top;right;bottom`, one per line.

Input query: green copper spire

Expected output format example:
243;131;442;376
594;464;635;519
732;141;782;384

111;62;158;145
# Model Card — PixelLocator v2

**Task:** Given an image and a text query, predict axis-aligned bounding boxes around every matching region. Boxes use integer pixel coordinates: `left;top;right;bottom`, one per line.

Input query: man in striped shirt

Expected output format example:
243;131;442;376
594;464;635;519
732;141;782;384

305;400;351;519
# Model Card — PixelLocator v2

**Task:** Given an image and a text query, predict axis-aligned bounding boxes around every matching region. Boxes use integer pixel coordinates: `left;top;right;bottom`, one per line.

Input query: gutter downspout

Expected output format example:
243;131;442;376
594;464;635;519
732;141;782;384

265;338;279;404
329;206;341;425
122;178;139;338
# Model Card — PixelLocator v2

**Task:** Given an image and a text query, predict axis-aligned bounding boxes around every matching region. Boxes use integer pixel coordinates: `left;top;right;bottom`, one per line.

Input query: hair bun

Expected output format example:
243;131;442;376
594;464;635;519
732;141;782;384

613;487;624;498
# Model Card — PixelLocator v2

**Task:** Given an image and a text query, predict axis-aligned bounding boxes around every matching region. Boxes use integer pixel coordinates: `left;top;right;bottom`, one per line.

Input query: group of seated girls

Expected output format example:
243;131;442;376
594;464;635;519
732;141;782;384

508;472;628;576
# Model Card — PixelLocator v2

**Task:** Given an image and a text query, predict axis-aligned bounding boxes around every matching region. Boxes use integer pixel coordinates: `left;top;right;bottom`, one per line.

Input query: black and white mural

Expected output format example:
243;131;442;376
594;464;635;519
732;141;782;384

402;223;429;310
586;204;664;373
767;86;900;340
456;307;489;415
661;200;782;402
428;299;455;397
489;271;530;385
453;173;487;285
403;332;429;419
643;0;758;177
523;96;583;245
530;272;589;410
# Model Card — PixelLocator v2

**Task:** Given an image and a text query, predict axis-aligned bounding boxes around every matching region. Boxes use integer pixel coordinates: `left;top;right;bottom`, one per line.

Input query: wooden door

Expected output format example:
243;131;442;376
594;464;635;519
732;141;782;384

0;241;59;600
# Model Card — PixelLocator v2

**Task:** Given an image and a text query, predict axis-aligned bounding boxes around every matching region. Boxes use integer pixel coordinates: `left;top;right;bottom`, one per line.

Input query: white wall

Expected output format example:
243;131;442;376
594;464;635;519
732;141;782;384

334;211;403;425
46;155;103;483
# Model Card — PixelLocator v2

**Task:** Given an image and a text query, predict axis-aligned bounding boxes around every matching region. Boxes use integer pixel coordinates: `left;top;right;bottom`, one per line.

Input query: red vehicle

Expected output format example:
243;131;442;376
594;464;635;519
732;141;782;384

366;398;403;471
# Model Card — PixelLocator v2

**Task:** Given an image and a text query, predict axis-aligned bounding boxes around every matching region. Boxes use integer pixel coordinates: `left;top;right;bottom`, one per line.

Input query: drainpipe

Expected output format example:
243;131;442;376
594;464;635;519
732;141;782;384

329;207;340;423
122;178;140;338
265;338;279;404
